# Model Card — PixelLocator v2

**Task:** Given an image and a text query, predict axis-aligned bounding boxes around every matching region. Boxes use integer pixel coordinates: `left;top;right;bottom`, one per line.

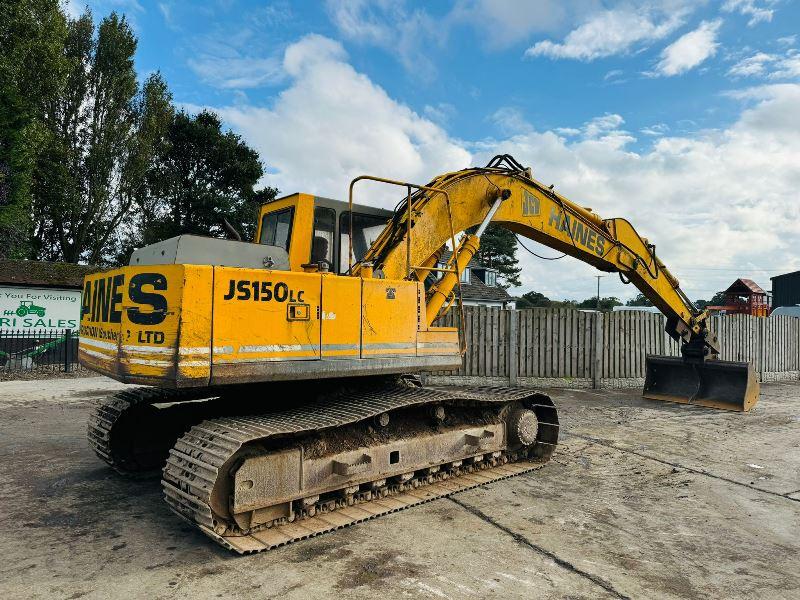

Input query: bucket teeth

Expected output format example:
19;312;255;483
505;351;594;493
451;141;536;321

643;355;759;412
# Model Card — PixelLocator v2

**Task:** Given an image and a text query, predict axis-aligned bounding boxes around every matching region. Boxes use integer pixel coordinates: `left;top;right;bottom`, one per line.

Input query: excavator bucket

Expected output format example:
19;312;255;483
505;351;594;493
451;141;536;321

643;356;759;412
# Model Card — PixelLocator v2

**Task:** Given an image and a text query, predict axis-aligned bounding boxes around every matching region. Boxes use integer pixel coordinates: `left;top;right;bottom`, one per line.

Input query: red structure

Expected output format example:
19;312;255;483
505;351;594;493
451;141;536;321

708;279;770;317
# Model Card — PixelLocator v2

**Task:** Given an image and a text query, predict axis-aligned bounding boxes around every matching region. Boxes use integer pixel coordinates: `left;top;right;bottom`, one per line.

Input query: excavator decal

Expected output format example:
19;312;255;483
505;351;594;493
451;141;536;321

547;207;606;256
81;272;167;326
522;190;540;216
222;279;305;303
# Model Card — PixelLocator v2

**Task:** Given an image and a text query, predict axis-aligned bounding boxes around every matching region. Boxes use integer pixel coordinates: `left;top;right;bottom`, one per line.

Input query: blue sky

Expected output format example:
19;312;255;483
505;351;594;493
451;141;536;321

67;1;800;302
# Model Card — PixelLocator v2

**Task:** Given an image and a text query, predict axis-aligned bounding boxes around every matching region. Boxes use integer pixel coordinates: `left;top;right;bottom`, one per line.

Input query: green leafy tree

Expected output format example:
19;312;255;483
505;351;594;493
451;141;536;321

516;290;551;309
471;225;521;288
577;296;622;311
626;292;652;306
32;11;173;264
0;0;68;258
119;110;276;261
551;299;578;308
695;291;727;309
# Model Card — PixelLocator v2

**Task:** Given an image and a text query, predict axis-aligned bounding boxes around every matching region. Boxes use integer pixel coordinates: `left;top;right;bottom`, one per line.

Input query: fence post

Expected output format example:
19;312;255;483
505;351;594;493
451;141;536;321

508;310;518;386
757;317;764;382
64;329;72;373
593;312;603;389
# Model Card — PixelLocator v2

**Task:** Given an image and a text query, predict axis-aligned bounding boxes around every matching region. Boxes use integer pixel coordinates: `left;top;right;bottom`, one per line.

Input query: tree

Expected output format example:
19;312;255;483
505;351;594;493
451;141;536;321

577;296;622;311
695;291;727;309
32;11;173;264
119;110;275;261
626;292;652;307
0;0;68;259
516;290;551;309
471;225;521;288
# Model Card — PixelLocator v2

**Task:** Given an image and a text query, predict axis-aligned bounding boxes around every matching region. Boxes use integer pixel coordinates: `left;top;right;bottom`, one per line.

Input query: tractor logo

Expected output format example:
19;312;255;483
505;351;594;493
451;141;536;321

15;301;46;318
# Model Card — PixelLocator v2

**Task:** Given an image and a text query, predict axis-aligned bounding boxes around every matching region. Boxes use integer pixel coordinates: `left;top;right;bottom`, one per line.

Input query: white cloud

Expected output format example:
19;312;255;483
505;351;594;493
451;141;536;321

640;123;670;136
525;5;689;61
450;0;588;48
727;49;800;80
583;114;625;138
196;34;800;301
325;1;695;73
652;19;722;77
777;35;797;46
490;107;534;136
722;0;776;27
728;52;776;77
187;55;283;89
769;52;800;79
423;103;456;126
470;83;800;299
325;0;438;80
157;2;179;30
202;35;470;203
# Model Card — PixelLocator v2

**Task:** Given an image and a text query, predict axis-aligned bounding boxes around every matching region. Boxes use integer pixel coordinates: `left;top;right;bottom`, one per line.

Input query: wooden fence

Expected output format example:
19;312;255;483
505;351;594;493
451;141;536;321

429;307;800;388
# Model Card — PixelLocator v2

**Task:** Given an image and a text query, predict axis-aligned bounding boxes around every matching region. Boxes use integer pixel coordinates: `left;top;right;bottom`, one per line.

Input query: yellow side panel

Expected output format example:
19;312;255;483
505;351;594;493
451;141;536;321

175;266;213;383
361;279;418;358
79;267;127;376
79;265;213;386
212;268;321;366
321;275;361;358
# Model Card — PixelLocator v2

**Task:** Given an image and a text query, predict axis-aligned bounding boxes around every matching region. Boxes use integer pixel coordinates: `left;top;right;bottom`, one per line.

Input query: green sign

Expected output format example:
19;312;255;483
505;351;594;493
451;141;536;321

0;286;81;332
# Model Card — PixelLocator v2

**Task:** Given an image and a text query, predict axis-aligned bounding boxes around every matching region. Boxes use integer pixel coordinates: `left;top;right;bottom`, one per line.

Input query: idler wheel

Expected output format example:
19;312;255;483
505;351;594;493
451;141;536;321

507;408;539;446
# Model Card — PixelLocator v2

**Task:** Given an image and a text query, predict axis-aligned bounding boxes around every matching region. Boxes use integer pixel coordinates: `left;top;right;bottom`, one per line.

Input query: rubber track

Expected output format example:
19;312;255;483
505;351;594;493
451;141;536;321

162;385;558;554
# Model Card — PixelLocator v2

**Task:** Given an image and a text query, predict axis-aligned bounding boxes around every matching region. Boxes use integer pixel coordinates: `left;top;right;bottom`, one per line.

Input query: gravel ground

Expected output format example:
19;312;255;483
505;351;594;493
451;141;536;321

0;377;798;599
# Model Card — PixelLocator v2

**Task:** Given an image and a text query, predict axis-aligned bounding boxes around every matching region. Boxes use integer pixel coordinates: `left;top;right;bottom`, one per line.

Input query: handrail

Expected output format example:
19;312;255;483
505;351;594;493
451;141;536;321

347;175;467;355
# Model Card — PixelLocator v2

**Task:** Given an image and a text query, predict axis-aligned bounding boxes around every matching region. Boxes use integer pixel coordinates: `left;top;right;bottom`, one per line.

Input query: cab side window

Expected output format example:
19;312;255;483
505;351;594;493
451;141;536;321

259;207;294;250
339;212;387;273
311;207;335;266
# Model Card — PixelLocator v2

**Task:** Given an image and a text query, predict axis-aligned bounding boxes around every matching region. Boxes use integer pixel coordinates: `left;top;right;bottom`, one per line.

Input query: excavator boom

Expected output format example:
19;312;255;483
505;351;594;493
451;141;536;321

357;154;757;411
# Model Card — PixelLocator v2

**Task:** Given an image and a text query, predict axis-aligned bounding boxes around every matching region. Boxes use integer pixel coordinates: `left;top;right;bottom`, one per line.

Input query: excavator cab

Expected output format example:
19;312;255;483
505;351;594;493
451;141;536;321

253;193;392;274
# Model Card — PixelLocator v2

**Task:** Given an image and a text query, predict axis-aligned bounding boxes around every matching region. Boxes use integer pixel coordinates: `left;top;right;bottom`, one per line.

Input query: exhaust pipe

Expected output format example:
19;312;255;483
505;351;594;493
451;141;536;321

643;355;759;412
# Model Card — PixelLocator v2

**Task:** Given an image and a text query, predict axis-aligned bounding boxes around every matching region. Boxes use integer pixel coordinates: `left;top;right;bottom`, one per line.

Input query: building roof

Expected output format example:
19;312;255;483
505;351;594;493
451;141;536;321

772;270;800;281
0;260;100;289
438;249;482;270
725;278;766;296
434;252;511;303
459;276;512;302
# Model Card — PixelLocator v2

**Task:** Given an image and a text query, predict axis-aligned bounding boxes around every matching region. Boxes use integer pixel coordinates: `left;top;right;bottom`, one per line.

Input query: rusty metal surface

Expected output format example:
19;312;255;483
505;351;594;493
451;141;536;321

195;460;545;554
161;384;559;554
643;356;760;412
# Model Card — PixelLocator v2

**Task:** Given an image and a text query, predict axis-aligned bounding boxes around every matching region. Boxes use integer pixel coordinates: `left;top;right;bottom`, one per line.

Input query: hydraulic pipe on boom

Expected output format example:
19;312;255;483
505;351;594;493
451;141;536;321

425;189;510;325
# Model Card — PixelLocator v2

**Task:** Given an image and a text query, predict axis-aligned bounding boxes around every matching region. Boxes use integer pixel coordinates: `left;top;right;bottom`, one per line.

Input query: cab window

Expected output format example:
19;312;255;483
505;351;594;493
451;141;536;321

339;212;387;273
259;207;293;250
311;207;335;267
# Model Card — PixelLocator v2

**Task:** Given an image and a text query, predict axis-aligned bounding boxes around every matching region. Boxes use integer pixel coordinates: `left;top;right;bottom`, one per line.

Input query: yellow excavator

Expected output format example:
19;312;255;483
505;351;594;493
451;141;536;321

80;155;758;554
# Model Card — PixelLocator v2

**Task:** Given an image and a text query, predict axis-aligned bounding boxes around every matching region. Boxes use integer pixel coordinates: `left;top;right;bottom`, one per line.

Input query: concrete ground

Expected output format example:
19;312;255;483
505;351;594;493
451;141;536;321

1;377;798;600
